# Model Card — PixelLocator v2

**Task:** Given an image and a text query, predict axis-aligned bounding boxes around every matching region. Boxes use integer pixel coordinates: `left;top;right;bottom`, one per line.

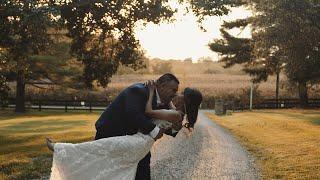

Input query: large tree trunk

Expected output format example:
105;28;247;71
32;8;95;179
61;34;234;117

15;70;26;113
275;71;280;108
298;81;308;108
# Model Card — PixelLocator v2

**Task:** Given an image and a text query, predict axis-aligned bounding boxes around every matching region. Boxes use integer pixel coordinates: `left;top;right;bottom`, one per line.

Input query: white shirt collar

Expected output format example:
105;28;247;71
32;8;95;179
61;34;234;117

155;88;162;104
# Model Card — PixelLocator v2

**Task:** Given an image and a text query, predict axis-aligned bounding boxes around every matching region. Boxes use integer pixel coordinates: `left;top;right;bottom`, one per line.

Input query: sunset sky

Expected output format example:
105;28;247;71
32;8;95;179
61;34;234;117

135;5;252;62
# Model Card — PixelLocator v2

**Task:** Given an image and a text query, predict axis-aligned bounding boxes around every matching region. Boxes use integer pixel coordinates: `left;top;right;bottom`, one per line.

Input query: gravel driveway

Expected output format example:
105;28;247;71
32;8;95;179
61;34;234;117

150;110;260;180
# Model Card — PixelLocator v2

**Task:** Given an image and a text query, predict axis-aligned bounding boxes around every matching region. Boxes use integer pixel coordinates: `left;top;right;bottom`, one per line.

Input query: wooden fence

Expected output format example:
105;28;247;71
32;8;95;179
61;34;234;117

3;98;110;112
224;98;320;111
2;98;320;112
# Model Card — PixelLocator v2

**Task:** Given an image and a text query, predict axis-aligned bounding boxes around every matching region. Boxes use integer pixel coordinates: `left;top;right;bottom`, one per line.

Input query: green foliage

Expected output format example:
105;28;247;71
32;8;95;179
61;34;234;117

0;52;9;107
209;17;283;83
200;95;216;109
238;85;263;105
54;0;176;88
0;0;54;64
0;0;60;112
0;75;9;108
27;41;84;89
257;0;320;83
208;0;320;107
250;0;320;106
51;0;241;88
189;0;245;23
209;28;253;68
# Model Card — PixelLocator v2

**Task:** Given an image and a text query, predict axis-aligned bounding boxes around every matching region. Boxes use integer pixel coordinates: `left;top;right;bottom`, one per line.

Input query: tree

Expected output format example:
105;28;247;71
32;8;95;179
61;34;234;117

208;0;320;107
209;19;253;69
0;0;58;112
0;0;244;112
209;18;285;105
0;51;10;108
250;0;320;107
188;0;245;24
53;0;174;89
53;0;242;88
0;1;82;112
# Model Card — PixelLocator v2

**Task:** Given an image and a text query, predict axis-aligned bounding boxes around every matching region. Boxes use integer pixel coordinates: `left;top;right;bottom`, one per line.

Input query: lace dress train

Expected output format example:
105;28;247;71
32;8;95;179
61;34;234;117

49;133;154;180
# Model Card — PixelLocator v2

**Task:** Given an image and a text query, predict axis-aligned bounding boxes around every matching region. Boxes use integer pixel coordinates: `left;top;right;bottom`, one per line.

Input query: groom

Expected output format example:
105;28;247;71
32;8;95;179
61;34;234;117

95;73;180;180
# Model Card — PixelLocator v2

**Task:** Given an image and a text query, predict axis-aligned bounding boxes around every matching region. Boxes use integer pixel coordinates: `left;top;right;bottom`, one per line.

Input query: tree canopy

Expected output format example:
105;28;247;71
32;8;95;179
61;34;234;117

251;0;320;106
208;0;320;106
0;0;59;112
53;0;177;88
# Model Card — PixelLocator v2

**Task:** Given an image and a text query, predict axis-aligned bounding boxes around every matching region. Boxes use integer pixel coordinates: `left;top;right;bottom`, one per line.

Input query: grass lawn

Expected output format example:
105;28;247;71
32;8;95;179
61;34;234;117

206;109;320;180
0;109;101;180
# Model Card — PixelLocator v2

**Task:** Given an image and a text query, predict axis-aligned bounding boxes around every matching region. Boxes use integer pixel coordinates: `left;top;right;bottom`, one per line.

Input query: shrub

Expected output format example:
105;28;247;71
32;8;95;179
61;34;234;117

0;76;9;108
152;62;172;74
203;69;218;74
238;85;264;106
201;95;216;109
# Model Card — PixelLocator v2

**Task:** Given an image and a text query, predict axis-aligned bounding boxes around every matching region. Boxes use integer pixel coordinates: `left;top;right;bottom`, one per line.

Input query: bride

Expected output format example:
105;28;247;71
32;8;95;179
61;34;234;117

47;81;202;180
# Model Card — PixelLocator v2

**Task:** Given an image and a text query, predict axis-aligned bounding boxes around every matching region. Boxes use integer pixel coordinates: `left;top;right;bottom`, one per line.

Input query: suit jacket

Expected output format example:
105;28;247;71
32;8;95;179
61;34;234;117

95;83;177;140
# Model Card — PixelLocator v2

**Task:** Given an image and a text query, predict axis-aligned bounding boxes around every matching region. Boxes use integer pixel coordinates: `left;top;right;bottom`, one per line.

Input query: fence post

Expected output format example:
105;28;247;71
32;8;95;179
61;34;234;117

250;82;253;111
232;101;235;112
39;100;42;111
1;99;6;110
89;100;92;113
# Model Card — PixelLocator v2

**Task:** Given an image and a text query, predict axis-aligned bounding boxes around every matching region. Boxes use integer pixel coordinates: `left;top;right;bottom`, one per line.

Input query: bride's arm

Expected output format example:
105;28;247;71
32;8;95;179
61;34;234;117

145;80;181;124
168;101;176;110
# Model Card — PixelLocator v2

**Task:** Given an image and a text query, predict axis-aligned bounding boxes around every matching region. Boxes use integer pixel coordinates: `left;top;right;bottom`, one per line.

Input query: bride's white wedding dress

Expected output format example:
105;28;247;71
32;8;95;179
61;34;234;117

49;119;175;180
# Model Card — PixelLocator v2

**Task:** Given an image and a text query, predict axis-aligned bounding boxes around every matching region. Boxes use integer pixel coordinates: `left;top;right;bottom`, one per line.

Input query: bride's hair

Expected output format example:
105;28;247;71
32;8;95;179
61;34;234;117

183;88;202;129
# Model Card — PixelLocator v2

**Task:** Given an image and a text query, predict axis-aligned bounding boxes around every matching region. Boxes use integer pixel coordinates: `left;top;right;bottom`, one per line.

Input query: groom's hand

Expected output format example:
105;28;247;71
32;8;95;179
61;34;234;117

153;128;165;141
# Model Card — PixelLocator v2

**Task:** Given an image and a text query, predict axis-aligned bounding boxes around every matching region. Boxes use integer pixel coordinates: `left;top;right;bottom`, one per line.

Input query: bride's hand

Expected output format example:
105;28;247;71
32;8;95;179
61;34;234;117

145;80;155;93
145;80;155;114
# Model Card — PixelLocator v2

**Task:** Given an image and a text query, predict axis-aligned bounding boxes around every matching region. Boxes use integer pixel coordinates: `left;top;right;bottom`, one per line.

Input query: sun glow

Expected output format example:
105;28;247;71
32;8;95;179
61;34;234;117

135;5;252;62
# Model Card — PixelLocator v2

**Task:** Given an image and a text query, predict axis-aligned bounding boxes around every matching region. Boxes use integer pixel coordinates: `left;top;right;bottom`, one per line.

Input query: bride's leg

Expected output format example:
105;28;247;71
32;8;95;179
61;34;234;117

46;137;55;152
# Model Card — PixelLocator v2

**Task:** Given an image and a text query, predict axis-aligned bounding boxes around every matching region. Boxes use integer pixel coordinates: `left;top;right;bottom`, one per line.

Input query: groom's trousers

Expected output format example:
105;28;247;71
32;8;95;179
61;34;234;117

136;152;151;180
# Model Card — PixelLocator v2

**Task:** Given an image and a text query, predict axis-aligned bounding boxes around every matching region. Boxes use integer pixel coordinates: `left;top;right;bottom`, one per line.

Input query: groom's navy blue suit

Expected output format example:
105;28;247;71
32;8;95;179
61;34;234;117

95;83;174;180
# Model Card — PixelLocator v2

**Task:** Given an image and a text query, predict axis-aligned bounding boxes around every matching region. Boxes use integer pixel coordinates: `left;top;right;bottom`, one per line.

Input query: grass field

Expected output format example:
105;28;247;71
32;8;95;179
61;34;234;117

106;73;280;97
0;110;101;180
206;109;320;179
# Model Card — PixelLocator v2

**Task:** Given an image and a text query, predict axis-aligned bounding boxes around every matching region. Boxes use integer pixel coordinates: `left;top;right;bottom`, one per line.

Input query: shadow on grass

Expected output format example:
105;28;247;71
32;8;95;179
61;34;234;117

0;135;44;154
255;110;320;126
310;119;320;125
0;119;89;134
0;132;95;153
0;109;102;121
0;135;30;147
0;132;95;179
0;154;52;180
